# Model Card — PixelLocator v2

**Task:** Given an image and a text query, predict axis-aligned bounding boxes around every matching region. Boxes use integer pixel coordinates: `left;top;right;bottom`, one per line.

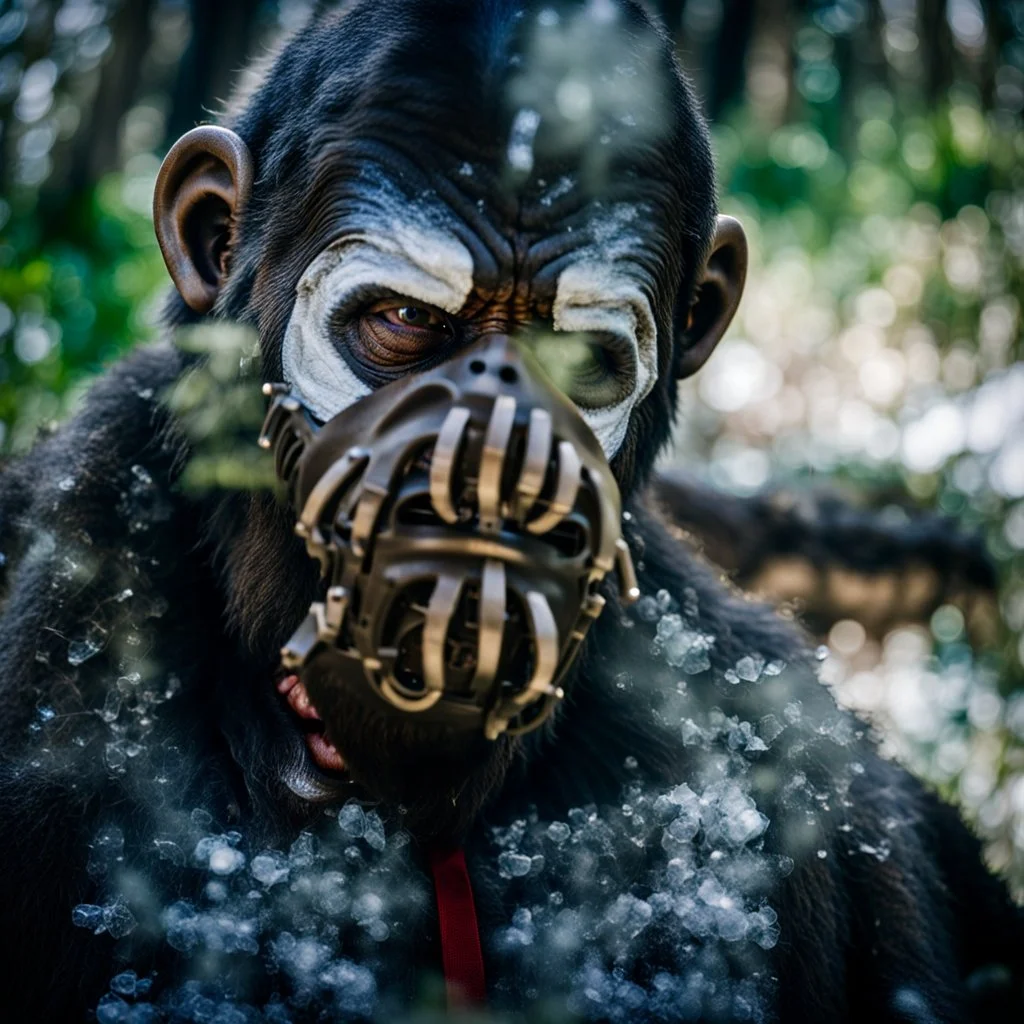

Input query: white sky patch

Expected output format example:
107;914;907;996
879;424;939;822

552;259;656;457
283;223;474;422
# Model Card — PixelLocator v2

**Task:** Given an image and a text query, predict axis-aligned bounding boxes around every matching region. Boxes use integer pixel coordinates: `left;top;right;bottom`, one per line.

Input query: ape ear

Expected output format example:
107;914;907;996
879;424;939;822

153;126;254;314
674;215;748;379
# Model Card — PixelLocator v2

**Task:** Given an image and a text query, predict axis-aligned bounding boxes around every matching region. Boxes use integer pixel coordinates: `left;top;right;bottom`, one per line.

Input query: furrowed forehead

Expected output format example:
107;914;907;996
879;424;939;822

331;171;476;308
323;151;659;271
290;168;657;325
277;142;664;302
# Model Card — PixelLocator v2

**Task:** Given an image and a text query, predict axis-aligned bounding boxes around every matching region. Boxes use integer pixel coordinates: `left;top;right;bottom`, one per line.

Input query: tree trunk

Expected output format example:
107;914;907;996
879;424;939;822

67;0;157;191
164;0;263;145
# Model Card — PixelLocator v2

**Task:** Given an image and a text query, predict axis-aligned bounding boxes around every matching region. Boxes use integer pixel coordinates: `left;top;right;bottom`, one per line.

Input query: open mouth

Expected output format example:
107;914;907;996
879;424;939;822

277;673;347;774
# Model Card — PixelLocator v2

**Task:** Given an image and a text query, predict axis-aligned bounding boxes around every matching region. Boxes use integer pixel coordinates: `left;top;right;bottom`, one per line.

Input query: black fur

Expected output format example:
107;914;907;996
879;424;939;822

652;473;998;594
651;471;1000;639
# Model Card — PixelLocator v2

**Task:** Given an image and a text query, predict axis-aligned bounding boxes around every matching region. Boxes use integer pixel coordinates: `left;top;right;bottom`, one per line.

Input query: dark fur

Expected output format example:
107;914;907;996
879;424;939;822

652;471;1000;639
652;473;997;594
0;1;1021;1020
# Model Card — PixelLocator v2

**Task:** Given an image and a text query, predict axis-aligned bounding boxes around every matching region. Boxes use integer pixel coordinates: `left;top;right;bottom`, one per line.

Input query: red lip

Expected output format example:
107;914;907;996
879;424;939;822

277;673;347;774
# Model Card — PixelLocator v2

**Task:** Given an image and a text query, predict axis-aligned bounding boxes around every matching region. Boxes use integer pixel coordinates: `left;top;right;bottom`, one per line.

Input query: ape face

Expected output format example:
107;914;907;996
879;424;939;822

153;0;746;836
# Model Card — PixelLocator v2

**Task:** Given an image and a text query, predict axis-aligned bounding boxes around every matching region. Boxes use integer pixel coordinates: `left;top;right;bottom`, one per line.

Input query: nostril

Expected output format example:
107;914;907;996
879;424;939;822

498;365;518;384
469;359;486;374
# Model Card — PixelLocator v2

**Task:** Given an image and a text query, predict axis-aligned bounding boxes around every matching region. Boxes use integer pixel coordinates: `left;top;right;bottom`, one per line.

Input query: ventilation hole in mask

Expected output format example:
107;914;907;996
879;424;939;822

542;517;588;557
380;581;433;699
392;622;426;698
501;431;528;501
401;440;435;476
482;588;532;697
395;492;447;528
321;477;364;537
279;436;306;492
501;599;535;694
443;582;491;696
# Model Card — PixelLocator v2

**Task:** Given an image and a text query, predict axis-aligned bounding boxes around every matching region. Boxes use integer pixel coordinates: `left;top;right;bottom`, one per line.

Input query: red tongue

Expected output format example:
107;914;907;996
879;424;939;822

278;674;346;773
305;730;346;773
277;673;300;695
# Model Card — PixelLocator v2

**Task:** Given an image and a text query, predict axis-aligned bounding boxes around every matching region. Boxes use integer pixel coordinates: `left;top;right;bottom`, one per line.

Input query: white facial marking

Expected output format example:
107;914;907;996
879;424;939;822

282;209;473;422
552;259;656;457
284;189;655;459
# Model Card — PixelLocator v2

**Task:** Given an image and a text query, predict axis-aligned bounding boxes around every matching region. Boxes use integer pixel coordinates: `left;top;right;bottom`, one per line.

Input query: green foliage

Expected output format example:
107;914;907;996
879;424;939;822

167;324;278;494
0;164;167;450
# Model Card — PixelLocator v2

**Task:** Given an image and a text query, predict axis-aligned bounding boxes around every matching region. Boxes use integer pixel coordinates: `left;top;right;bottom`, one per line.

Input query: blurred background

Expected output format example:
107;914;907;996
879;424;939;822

0;0;1020;886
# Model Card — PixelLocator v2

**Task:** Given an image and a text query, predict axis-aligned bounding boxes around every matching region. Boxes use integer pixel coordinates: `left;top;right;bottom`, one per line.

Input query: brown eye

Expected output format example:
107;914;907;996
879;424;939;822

357;299;453;372
379;305;449;331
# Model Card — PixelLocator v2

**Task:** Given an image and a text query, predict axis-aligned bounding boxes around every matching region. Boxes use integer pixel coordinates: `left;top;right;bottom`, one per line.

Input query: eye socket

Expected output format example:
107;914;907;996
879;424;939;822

519;330;634;410
355;299;454;371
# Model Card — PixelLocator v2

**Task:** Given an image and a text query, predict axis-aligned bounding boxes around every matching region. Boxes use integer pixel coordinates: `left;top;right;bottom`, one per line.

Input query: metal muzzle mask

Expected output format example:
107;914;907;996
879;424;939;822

259;334;638;740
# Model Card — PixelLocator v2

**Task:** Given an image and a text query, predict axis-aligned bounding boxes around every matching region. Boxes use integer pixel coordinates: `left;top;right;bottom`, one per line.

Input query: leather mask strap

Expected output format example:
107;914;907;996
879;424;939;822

429;846;487;1009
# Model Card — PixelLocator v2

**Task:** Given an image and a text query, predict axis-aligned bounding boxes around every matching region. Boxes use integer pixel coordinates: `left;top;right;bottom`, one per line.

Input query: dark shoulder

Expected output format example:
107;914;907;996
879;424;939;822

7;341;187;485
0;341;214;747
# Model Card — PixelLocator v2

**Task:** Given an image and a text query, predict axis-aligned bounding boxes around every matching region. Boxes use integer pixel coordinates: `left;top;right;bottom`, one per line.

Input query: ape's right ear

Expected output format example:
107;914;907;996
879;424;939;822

153;126;254;314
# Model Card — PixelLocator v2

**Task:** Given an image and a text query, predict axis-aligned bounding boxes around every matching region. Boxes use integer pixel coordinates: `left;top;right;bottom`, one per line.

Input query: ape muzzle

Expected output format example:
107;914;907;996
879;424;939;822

259;335;638;740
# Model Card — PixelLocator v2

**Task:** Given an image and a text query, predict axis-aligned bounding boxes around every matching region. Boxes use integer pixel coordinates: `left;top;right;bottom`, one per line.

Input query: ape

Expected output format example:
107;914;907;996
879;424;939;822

0;1;1020;1021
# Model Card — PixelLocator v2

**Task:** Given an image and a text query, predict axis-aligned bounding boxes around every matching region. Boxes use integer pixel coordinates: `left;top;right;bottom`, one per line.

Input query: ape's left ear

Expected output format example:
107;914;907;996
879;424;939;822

673;215;748;379
153;126;254;314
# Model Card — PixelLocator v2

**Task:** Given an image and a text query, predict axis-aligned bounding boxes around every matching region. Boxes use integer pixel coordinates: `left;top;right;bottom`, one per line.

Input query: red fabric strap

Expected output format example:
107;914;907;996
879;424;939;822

429;846;487;1009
